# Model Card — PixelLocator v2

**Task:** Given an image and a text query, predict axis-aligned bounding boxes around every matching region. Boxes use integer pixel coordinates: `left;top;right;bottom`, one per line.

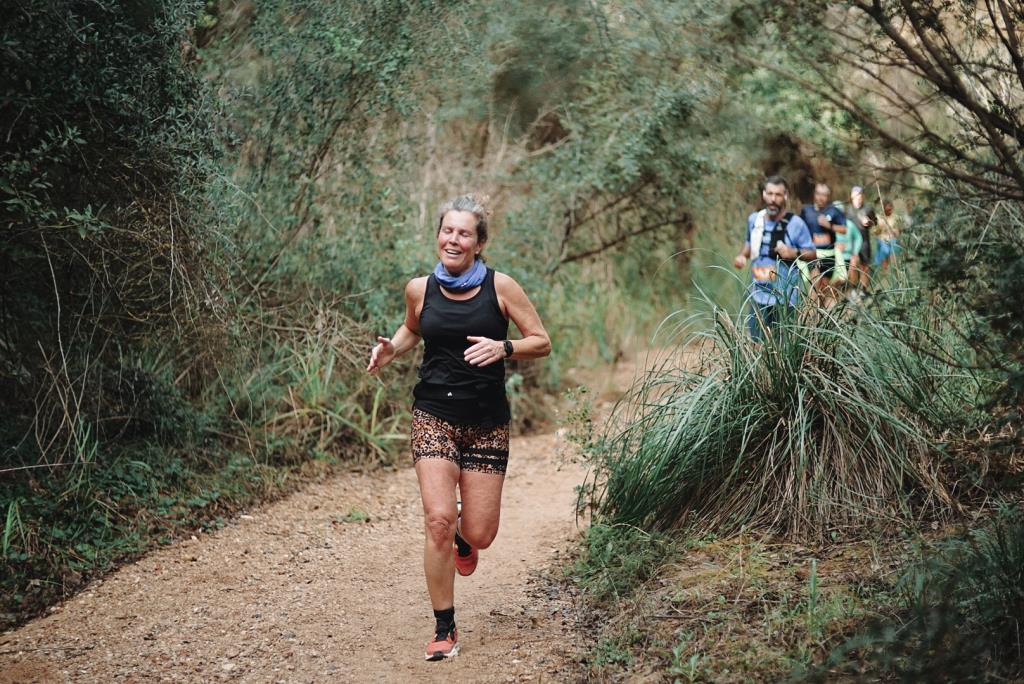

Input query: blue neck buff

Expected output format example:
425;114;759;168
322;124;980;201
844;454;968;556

434;258;486;292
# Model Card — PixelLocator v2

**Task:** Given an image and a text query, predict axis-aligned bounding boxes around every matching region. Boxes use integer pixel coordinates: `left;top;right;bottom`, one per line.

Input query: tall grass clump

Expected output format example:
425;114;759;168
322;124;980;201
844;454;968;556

217;304;413;467
584;292;974;540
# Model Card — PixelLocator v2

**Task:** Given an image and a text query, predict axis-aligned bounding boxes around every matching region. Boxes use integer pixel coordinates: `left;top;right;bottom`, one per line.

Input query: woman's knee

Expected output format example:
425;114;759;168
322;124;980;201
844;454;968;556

460;520;499;550
424;511;456;548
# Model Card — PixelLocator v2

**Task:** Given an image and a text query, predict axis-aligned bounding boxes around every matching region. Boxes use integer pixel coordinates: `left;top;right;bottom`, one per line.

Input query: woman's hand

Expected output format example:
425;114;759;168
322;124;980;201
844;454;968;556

367;336;396;374
464;336;507;367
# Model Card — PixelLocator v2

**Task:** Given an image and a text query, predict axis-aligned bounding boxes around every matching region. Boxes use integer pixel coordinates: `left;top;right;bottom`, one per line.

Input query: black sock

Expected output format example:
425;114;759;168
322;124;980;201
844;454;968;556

434;607;455;636
454;528;472;557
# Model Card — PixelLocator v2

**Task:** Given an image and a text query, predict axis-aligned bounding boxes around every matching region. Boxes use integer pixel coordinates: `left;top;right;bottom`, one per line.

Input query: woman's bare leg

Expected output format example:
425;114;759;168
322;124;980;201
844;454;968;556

457;469;506;550
415;458;460;609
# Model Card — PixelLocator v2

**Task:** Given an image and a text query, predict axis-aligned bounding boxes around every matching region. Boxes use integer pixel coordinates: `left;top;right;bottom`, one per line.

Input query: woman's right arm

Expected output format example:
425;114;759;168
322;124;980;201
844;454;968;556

366;278;425;374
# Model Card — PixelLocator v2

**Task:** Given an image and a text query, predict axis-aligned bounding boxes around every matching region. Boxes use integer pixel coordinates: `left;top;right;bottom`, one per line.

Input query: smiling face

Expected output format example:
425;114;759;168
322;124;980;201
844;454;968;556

437;209;483;275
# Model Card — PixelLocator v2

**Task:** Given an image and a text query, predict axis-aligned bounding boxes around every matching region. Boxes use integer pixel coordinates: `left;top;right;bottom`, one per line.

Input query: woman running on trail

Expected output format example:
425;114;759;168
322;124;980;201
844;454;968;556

366;194;551;662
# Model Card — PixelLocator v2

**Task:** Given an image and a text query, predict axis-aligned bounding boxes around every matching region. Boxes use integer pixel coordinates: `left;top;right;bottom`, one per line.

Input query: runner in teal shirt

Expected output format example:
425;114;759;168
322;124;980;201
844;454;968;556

834;202;863;290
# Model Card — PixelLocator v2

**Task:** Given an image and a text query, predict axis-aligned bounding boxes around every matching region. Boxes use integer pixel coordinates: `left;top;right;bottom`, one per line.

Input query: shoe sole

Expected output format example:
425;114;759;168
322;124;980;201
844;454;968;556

425;643;460;661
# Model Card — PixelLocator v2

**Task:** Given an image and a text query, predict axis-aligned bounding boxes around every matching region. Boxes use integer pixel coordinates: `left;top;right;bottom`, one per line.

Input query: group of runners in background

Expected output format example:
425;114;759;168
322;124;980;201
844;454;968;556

734;175;909;339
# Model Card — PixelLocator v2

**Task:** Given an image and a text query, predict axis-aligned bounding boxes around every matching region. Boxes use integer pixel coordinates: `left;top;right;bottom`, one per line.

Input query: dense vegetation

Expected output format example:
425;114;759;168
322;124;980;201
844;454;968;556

809;504;1024;681
0;0;805;626
584;299;974;540
567;1;1024;680
2;0;223;626
1;0;1020;678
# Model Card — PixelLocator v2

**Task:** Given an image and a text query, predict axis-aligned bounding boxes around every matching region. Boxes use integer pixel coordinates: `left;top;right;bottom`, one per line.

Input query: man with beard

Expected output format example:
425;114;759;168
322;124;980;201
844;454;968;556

733;176;817;340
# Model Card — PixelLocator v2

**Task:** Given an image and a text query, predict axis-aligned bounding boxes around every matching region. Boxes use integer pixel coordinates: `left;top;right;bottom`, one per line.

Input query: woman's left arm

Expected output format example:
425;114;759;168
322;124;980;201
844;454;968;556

497;273;551;360
464;273;551;367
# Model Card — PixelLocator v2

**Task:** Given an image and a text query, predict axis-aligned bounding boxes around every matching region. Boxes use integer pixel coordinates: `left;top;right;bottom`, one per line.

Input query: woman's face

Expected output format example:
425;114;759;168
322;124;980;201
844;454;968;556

437;210;482;275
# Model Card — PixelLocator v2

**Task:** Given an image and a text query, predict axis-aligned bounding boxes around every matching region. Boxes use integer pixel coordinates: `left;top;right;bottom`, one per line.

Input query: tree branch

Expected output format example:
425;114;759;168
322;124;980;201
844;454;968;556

991;0;1024;94
893;0;1024;166
558;215;691;267
730;50;1024;201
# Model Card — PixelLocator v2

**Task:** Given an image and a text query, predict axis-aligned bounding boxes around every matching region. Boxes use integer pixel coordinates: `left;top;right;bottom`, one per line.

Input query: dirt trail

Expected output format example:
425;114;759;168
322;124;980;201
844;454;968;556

0;358;645;683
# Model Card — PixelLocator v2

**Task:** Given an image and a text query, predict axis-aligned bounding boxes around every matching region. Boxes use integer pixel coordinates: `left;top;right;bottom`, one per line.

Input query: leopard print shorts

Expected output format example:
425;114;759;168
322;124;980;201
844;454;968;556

411;409;510;474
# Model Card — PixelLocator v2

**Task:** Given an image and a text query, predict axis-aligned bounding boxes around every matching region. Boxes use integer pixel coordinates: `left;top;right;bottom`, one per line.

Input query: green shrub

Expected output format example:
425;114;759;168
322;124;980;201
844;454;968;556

0;440;286;630
583;292;975;540
806;504;1024;682
0;0;217;466
570;521;677;604
913;191;1024;410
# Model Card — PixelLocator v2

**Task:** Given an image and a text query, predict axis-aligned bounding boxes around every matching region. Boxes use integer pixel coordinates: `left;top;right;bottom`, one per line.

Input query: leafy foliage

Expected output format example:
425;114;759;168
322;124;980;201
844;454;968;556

909;192;1024;410
206;0;459;314
727;0;1024;203
570;521;677;604
0;0;217;464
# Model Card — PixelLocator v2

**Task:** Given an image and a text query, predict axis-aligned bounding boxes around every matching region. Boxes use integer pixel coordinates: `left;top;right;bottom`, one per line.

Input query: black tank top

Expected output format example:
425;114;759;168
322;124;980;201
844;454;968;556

413;267;511;426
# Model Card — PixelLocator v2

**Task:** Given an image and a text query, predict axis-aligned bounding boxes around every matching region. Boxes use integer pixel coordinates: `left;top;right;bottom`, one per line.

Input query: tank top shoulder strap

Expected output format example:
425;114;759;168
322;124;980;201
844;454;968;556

424;273;439;300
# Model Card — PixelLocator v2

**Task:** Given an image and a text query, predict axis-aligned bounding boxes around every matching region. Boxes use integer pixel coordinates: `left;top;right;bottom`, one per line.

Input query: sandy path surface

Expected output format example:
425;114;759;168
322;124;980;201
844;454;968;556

0;427;592;683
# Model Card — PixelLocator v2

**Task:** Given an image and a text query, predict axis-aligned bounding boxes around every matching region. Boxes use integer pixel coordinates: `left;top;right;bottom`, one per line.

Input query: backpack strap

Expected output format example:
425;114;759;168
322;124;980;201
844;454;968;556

768;212;794;262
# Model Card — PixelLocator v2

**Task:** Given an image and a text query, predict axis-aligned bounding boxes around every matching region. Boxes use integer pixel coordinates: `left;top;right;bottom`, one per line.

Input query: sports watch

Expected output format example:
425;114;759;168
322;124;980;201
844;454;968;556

503;340;514;358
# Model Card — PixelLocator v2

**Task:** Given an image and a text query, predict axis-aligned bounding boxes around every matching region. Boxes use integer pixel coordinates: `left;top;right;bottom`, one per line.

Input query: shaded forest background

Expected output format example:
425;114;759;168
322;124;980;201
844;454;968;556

2;1;1022;675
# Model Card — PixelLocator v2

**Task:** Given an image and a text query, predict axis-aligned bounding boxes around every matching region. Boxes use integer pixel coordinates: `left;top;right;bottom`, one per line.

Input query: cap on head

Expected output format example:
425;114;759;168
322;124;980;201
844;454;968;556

851;185;864;195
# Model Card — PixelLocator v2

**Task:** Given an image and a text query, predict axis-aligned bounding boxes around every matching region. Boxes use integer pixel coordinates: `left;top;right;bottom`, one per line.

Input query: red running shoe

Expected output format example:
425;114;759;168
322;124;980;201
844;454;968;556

425;627;459;661
453;536;478;576
454;501;478;576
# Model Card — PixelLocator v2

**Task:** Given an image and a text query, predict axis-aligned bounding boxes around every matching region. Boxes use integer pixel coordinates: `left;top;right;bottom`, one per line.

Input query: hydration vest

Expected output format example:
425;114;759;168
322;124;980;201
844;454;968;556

767;212;794;262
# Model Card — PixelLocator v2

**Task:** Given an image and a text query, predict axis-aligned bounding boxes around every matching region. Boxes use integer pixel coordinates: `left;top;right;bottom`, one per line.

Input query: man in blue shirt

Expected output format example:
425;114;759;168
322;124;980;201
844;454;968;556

733;175;817;340
799;183;846;306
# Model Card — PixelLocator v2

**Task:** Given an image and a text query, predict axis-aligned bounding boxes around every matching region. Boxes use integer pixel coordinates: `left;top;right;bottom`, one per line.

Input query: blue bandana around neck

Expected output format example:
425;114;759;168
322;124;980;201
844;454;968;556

433;258;486;292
